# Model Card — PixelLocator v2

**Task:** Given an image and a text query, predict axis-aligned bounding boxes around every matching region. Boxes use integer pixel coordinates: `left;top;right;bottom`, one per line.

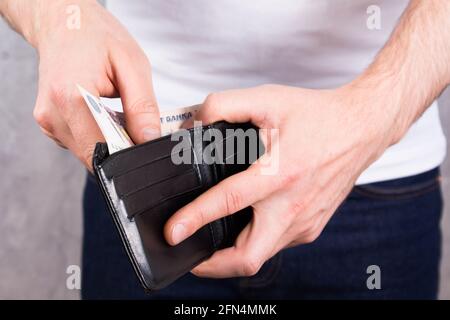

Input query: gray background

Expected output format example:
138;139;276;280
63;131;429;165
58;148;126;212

1;18;449;299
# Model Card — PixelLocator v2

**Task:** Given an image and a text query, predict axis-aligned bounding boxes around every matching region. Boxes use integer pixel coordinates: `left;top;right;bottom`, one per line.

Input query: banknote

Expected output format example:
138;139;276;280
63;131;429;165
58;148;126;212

159;105;199;136
77;85;134;154
77;85;199;154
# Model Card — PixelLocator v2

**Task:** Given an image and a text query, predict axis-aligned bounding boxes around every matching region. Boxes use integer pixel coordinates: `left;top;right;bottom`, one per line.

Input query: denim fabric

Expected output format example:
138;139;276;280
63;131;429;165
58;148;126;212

81;168;442;299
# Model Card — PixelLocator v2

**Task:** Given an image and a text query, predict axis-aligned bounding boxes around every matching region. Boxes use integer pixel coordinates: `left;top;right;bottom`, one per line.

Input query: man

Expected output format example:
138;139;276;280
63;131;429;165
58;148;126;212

0;0;448;299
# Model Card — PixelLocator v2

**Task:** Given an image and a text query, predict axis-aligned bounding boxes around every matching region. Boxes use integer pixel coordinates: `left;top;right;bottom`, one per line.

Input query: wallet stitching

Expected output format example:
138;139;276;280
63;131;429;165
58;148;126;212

120;168;196;198
113;153;173;178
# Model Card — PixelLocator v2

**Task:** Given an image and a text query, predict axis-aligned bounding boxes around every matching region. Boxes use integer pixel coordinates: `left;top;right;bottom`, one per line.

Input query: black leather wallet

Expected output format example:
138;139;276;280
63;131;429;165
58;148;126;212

92;121;262;291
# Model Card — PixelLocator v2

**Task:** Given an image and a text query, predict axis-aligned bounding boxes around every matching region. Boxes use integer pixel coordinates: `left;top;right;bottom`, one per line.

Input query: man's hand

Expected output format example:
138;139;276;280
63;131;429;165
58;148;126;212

164;84;398;277
164;0;450;278
1;0;160;169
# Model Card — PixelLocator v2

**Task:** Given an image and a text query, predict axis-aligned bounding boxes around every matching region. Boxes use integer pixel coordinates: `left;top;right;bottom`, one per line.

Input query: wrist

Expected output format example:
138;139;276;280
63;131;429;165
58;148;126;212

0;0;36;45
343;72;412;151
1;0;99;48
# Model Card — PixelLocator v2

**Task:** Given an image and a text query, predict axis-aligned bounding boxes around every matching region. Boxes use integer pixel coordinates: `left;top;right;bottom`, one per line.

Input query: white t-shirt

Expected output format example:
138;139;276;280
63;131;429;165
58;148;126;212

106;0;446;184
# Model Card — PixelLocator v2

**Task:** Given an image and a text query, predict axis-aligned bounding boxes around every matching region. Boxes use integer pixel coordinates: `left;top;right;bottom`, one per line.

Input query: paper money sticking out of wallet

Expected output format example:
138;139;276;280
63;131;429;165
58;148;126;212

78;85;263;291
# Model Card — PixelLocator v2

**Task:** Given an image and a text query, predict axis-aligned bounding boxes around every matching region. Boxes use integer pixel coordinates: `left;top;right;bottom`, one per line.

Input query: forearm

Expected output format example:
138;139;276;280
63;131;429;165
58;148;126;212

0;0;97;47
350;0;450;145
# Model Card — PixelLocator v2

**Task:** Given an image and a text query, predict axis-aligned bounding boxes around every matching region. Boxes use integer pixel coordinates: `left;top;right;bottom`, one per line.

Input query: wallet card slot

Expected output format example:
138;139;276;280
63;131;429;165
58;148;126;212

114;153;173;179
119;168;196;198
112;145;193;179
101;137;182;177
113;156;193;197
122;169;202;219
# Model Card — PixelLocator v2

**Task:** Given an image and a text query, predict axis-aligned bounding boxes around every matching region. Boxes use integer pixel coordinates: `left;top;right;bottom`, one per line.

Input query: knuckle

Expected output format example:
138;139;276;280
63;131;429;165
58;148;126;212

204;93;221;110
278;169;300;188
241;256;262;277
194;207;208;229
303;232;319;244
224;189;244;215
127;46;151;67
128;97;158;115
48;84;72;108
33;106;53;132
302;226;321;244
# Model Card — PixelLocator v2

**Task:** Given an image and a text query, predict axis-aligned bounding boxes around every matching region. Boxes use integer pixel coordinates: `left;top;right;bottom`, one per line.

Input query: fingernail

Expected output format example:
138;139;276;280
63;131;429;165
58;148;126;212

142;128;160;141
171;223;188;244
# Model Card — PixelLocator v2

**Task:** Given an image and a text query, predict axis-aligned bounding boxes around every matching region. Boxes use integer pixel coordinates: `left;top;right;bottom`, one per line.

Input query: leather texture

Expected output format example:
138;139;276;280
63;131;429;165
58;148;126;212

92;122;262;291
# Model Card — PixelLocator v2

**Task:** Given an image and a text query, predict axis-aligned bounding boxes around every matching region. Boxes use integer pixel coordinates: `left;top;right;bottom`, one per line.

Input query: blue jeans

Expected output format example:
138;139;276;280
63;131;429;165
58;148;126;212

81;168;443;299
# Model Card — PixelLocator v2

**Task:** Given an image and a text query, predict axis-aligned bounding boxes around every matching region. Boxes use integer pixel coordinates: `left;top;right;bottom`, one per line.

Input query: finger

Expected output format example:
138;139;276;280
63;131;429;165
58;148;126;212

191;205;284;278
164;157;278;245
111;49;160;143
34;91;77;150
48;83;105;170
196;86;275;127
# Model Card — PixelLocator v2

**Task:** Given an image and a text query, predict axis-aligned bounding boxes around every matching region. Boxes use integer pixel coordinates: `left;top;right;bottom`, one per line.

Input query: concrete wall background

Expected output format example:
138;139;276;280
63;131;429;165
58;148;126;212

0;19;84;299
0;18;449;299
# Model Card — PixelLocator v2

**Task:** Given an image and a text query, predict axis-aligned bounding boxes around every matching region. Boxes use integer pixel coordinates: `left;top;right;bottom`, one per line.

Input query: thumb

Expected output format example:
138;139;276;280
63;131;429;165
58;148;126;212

112;50;161;144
